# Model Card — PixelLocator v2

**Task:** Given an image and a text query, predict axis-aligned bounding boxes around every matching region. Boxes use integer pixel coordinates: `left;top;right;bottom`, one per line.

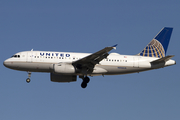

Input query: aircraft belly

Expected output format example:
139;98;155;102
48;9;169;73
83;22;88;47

5;61;53;72
96;65;149;75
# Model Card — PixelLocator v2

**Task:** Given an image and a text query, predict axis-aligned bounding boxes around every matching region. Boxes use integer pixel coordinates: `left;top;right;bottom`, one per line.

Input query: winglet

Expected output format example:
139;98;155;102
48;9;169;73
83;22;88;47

112;44;118;50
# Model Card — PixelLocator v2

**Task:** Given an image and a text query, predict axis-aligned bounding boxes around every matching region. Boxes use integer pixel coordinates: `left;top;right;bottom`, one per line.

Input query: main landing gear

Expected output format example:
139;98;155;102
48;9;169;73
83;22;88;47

26;72;31;83
81;76;90;88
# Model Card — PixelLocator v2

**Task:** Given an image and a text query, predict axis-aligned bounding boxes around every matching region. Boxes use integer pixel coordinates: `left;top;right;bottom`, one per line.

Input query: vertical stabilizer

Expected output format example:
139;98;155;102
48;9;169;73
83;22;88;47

138;27;173;58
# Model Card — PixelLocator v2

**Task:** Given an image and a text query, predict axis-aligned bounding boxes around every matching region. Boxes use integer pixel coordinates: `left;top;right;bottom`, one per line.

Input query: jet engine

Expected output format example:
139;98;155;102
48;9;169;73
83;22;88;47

50;73;77;82
53;63;76;74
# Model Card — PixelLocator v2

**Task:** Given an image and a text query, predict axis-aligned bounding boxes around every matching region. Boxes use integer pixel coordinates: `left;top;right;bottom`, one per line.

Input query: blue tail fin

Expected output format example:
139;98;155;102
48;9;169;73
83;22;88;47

138;27;173;58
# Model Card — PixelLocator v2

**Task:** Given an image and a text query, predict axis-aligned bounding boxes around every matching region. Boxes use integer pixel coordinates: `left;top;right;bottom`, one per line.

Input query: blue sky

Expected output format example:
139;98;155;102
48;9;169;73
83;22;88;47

1;0;180;120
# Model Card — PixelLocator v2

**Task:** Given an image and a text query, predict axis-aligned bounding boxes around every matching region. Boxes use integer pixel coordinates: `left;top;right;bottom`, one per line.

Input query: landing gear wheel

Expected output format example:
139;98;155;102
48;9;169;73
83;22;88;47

26;78;31;83
81;82;87;88
80;76;90;88
26;71;31;83
84;77;90;83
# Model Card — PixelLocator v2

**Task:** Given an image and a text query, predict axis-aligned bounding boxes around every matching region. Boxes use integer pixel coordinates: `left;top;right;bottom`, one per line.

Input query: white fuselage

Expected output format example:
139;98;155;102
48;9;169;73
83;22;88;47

3;51;176;76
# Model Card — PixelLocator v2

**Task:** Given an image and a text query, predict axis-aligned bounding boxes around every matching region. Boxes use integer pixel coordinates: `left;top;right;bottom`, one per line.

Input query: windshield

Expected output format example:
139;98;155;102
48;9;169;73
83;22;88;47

11;55;20;58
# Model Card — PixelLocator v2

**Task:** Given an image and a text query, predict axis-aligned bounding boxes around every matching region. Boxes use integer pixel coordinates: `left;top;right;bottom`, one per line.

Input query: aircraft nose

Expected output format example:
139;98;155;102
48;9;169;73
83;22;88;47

3;59;11;68
3;60;8;67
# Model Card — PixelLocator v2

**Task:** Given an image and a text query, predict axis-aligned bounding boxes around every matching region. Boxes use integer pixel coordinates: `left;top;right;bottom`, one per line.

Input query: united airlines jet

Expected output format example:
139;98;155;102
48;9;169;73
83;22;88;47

3;27;176;88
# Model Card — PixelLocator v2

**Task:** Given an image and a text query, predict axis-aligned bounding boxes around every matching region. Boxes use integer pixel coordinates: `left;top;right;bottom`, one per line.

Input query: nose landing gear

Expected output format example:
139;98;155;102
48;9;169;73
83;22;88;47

26;78;30;83
26;72;31;83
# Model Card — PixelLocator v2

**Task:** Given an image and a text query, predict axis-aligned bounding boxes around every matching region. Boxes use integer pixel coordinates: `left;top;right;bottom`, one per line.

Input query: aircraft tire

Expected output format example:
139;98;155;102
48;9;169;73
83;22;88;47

84;77;90;83
81;82;87;88
26;78;31;83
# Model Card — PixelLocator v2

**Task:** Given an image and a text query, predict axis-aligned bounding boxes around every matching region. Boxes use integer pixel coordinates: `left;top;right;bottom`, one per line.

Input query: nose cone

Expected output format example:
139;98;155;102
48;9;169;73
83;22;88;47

3;58;19;70
3;59;12;68
3;60;9;68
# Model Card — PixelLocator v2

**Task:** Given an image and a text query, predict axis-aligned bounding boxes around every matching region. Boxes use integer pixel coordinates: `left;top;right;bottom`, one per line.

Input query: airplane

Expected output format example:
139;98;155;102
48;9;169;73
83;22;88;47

3;27;176;88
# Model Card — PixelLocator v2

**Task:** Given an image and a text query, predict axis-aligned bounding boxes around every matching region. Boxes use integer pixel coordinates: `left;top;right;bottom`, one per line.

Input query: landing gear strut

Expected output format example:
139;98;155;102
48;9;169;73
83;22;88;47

26;72;31;83
81;76;90;88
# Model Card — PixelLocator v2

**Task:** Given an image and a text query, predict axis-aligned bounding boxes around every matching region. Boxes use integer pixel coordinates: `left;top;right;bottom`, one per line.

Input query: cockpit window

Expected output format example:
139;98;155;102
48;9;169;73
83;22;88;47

11;55;20;58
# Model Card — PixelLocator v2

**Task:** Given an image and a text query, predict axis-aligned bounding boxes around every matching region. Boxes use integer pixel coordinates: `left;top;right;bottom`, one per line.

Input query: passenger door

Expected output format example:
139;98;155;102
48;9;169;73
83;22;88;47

26;51;33;62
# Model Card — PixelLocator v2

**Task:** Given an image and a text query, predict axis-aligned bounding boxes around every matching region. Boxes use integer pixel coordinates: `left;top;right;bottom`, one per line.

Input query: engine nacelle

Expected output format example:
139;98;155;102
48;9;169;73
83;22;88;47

51;73;76;82
53;63;76;74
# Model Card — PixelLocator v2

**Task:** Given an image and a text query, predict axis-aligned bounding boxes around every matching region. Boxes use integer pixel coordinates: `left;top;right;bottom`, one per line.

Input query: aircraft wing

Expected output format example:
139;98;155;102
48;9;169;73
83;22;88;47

72;44;117;69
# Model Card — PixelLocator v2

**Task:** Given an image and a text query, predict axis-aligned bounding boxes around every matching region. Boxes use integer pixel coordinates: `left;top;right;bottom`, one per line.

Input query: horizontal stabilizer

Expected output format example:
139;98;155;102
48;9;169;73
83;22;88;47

151;55;174;64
